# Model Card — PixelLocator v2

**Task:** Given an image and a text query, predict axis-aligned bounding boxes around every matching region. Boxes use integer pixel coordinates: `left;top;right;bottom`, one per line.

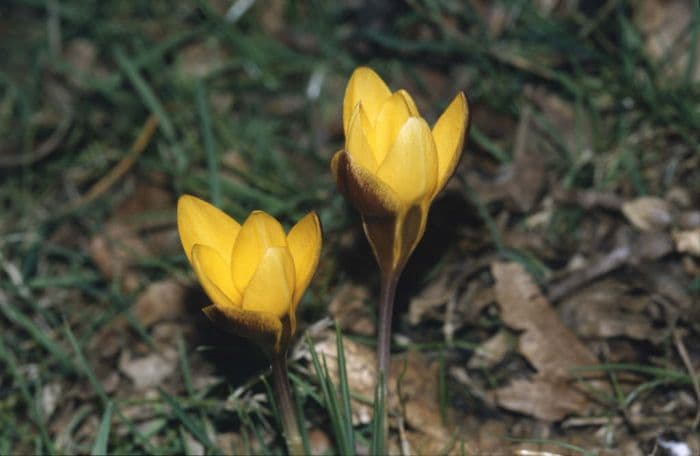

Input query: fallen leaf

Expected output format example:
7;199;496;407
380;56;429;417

308;428;332;456
493;377;590;422
492;262;598;378
673;228;700;256
559;279;662;341
634;0;700;81
622;196;673;231
178;40;228;79
133;279;188;328
328;284;375;336
88;181;177;291
118;348;178;390
526;85;593;157
468;329;515;369
89;222;148;290
41;382;63;419
408;272;452;325
506;106;546;212
491;261;599;421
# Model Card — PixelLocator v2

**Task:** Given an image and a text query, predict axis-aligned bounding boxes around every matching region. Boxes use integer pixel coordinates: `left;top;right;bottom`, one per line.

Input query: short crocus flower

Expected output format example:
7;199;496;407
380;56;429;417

331;66;469;275
177;195;322;356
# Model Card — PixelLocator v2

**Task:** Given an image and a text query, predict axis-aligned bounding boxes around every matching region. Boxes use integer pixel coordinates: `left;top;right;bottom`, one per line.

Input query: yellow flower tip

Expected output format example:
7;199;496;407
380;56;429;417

346;103;378;172
343;66;391;135
432;91;470;195
287;212;322;308
178;196;322;355
177;194;241;266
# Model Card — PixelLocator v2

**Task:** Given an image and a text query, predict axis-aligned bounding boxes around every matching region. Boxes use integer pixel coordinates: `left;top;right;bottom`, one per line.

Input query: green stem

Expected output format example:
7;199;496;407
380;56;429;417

271;352;304;455
376;270;400;446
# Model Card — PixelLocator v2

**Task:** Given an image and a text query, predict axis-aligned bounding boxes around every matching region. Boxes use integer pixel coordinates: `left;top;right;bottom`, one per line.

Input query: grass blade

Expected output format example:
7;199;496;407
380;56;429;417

196;80;221;207
370;371;385;456
305;332;351;454
91;401;114;456
0;337;55;454
159;389;217;452
335;322;355;453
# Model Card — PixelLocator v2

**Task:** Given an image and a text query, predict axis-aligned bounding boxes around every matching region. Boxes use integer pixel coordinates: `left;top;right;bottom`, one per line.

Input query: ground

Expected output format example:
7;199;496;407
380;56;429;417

1;0;699;454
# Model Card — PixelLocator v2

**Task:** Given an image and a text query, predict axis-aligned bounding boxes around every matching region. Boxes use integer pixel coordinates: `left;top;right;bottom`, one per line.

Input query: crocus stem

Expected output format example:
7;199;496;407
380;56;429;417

376;270;400;442
377;271;399;381
270;352;304;456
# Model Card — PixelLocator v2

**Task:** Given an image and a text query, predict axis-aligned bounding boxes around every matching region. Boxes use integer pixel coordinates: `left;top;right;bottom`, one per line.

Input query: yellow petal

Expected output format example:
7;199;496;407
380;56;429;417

177;195;240;265
372;91;414;165
230;211;288;293
432;92;469;195
202;305;283;354
287;212;322;308
192;244;242;308
346;104;378;171
397;89;419;117
376;117;438;205
240;247;295;319
331;150;404;217
343;67;391;135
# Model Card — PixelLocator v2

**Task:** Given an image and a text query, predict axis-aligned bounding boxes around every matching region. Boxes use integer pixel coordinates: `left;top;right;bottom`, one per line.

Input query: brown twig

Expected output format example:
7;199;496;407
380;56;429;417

64;115;158;213
673;329;700;430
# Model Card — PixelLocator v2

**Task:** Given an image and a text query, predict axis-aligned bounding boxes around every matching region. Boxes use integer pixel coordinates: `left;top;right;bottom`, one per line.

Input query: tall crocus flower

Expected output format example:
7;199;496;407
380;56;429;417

177;195;321;455
331;67;469;443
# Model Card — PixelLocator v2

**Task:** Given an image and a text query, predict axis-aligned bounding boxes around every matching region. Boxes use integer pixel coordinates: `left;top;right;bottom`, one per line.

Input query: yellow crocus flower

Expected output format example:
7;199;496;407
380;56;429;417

177;195;322;355
331;66;469;275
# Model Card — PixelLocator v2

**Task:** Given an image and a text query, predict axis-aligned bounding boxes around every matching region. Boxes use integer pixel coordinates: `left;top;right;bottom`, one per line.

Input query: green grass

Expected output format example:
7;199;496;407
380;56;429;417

1;0;698;453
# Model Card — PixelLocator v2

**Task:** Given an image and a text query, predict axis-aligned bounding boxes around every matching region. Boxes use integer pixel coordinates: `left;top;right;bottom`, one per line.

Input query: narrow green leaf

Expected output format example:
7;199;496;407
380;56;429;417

292;383;311;456
91;401;114;456
0;337;55;454
335;322;355;453
177;333;194;397
370;372;385;456
158;389;216;452
0;299;75;372
306;332;350;454
113;47;176;141
196;80;221;207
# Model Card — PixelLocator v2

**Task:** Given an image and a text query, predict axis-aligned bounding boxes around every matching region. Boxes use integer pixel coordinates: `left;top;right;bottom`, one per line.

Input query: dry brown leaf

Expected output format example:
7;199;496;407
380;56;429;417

559;279;662;341
308;428;332;456
527;85;593;156
673;228;700;256
89;222;148;291
467;329;515;369
493;377;590;421
622;196;673;231
133;279;188;328
178;41;228;79
474;419;509;453
507;106;546;212
118;348;178;390
408;272;452;325
328;284;375;336
89;181;177;291
62;38;109;90
491;262;599;421
492;262;598;378
634;0;700;81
